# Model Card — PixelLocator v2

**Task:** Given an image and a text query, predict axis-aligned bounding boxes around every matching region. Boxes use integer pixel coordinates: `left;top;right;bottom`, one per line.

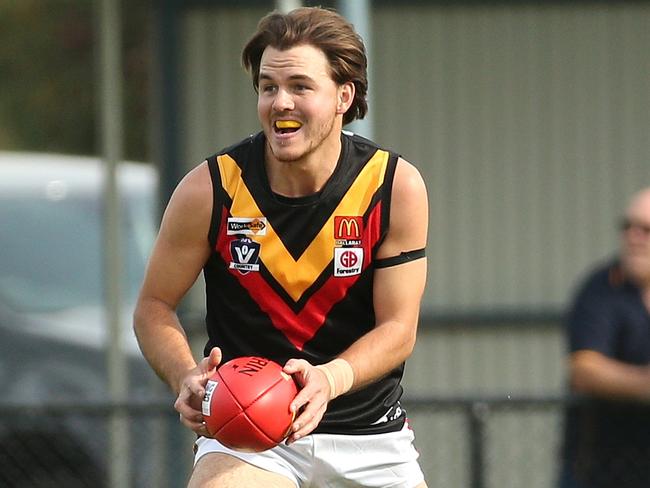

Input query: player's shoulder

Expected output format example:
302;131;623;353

178;161;211;195
347;134;427;202
343;130;396;158
385;156;428;244
393;156;427;201
154;160;214;242
164;161;213;221
176;132;263;196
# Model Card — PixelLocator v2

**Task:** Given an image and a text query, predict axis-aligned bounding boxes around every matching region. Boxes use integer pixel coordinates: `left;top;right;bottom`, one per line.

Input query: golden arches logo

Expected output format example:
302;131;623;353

335;216;362;239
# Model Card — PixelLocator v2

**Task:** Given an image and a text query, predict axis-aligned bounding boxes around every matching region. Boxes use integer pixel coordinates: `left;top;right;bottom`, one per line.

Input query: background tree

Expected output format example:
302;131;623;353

0;0;150;161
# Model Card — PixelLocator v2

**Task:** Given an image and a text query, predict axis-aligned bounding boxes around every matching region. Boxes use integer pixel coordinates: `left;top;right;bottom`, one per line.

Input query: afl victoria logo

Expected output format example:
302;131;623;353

229;238;261;274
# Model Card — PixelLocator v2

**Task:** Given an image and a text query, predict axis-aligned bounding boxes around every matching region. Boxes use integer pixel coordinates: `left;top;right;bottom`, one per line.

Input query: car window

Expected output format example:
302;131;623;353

0;189;154;314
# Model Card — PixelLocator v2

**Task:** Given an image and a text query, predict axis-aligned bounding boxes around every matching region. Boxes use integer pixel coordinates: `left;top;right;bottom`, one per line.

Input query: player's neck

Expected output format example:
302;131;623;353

265;138;341;198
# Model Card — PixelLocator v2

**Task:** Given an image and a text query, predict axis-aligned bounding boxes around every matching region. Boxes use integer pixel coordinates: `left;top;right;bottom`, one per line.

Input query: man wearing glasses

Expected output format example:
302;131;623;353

559;188;650;488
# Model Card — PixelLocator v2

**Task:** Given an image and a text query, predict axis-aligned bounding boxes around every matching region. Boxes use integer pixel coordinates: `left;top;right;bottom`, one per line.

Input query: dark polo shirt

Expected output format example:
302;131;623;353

563;259;650;488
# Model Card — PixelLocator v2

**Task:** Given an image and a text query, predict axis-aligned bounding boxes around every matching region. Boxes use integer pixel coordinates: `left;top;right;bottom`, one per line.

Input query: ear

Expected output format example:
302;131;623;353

336;82;355;115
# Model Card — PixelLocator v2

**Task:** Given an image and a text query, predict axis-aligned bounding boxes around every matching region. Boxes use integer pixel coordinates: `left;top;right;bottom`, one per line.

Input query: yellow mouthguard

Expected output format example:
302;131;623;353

275;120;302;129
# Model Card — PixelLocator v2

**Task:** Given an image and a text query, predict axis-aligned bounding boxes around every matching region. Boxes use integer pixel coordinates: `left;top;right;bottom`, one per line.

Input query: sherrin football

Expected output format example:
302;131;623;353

202;356;299;452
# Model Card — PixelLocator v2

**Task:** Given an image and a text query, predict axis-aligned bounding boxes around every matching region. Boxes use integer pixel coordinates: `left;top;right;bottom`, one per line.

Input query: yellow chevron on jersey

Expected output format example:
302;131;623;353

216;151;390;301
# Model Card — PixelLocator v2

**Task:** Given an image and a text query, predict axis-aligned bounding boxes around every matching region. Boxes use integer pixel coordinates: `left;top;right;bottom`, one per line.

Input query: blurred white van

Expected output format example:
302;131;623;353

0;152;157;357
0;151;163;485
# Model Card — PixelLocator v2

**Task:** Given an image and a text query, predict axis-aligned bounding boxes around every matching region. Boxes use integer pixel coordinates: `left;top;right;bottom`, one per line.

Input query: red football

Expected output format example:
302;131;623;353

202;356;298;452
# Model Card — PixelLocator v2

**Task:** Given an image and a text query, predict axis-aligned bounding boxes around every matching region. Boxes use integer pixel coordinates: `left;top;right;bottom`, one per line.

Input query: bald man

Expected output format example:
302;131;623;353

559;188;650;488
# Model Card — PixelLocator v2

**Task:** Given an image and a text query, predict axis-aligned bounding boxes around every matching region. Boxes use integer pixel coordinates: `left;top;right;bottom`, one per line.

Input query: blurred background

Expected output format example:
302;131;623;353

1;0;649;487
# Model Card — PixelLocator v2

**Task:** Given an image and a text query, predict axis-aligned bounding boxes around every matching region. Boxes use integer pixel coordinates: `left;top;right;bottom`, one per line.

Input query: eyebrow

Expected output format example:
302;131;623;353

258;73;316;83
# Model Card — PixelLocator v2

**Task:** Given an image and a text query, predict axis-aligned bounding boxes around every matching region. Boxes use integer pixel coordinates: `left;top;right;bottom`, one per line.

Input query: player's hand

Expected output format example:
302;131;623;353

174;347;222;436
282;358;331;444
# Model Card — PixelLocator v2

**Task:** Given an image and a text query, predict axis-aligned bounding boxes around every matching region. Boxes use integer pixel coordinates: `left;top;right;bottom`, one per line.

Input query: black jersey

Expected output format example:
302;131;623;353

203;131;406;434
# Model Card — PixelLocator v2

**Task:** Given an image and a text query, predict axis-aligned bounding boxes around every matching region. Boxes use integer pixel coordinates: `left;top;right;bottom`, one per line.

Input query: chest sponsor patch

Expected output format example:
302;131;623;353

334;216;363;246
227;217;267;236
334;247;363;277
229;238;260;274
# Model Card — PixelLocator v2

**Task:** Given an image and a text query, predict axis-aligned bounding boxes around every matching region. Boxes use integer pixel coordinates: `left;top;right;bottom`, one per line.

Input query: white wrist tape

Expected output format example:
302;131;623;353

316;358;354;399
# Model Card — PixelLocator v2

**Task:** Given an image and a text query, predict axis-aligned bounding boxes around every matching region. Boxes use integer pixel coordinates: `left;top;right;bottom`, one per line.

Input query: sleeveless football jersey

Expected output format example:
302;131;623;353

203;131;406;434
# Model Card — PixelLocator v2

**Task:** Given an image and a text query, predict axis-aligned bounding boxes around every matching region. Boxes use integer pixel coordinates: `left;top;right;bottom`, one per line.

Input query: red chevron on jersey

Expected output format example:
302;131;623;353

215;204;382;349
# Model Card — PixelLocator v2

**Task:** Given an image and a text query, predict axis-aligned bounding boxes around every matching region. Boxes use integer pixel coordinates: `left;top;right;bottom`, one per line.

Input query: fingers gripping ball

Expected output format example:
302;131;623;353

202;356;298;452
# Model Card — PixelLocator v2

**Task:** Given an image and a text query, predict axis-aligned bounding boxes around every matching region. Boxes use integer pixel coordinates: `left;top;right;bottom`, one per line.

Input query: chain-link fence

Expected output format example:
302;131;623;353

406;396;650;488
405;396;564;488
0;399;192;488
1;396;648;488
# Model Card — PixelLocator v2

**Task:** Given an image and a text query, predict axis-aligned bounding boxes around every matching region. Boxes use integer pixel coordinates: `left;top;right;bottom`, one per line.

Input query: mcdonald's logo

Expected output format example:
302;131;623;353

334;216;363;240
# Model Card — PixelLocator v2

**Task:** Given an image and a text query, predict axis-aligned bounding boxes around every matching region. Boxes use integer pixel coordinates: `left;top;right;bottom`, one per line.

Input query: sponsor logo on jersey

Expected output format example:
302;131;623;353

227;217;267;236
334;247;363;277
334;216;362;240
371;402;404;425
229;238;260;274
333;216;363;276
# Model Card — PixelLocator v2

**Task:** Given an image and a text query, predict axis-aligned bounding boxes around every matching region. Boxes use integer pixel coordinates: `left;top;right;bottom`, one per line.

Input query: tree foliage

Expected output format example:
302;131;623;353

0;0;150;160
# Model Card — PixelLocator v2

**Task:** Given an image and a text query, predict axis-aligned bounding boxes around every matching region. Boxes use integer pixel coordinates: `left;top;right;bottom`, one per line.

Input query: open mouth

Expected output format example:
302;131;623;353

274;120;302;135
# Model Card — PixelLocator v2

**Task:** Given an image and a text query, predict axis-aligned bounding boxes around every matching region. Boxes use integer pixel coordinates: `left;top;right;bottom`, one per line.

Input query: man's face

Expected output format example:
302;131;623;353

257;44;352;164
621;190;650;285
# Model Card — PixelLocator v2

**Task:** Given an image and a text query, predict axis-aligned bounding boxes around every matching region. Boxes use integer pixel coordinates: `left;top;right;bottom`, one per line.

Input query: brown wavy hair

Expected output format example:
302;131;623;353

242;7;368;125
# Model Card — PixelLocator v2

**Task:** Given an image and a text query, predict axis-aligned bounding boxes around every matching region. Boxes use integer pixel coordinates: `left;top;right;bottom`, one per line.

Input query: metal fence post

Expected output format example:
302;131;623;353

468;401;489;488
97;0;130;486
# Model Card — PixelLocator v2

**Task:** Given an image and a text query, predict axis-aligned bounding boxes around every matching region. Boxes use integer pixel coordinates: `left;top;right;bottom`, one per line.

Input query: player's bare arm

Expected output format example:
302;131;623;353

133;162;217;424
285;158;428;441
340;157;428;388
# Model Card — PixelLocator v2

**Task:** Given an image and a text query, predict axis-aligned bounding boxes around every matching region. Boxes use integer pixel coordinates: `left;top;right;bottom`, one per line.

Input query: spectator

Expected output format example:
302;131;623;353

560;187;650;488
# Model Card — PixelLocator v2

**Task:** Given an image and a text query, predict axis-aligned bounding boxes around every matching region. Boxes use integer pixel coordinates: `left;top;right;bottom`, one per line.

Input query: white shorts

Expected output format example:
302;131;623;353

194;420;425;488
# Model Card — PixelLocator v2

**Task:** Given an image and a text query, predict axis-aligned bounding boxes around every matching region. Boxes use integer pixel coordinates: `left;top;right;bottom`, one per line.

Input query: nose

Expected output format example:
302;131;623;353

272;88;294;112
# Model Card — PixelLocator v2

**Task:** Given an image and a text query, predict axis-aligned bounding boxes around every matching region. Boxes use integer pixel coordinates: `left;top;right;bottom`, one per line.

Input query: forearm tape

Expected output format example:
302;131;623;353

316;358;354;400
